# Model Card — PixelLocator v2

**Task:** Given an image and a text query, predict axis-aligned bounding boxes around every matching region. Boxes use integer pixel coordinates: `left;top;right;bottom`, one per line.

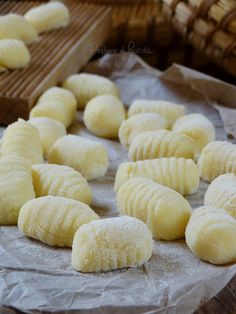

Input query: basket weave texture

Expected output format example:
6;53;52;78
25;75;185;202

163;0;236;77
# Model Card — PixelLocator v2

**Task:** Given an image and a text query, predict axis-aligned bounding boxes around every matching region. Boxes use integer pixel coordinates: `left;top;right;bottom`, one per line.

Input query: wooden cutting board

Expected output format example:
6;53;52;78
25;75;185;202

0;0;111;125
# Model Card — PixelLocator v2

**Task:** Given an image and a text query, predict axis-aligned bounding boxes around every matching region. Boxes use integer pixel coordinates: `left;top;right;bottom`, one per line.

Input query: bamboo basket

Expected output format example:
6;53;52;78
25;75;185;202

80;0;173;48
162;0;236;77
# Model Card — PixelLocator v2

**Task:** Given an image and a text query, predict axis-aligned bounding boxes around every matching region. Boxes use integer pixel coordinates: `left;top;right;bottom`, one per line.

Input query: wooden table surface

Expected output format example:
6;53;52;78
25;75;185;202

195;275;236;313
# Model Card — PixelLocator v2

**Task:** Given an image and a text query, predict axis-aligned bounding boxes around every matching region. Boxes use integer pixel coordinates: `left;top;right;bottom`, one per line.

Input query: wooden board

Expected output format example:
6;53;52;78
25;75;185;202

0;1;111;125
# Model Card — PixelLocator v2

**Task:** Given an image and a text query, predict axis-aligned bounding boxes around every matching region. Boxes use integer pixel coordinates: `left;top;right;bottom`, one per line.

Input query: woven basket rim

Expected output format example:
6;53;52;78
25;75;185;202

163;0;236;76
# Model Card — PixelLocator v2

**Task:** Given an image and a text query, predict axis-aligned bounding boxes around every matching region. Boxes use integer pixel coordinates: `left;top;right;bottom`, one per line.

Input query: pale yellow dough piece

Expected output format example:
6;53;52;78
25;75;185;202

128;100;186;128
48;135;108;180
29;87;76;128
185;206;236;265
24;2;70;34
32;164;92;205
84;95;126;139
37;87;76;109
0;14;38;44
114;157;199;195
172;113;215;154
198;141;236;182
129;129;195;161
18;196;99;247
72;216;153;272
204;173;236;218
63;73;120;109
119;113;168;149
0;156;35;225
117;177;192;240
1;119;43;164
0;39;30;71
29;117;66;157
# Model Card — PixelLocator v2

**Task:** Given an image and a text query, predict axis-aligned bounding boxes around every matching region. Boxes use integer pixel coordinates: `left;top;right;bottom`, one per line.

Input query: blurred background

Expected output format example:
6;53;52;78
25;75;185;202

80;0;236;85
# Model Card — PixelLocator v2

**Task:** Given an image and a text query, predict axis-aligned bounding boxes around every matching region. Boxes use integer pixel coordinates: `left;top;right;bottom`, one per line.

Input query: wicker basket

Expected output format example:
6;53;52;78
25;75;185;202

162;0;236;77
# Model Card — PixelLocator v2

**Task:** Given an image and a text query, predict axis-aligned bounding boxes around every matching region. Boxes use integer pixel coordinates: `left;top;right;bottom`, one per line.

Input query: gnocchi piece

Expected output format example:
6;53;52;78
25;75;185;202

24;2;70;34
0;156;35;225
29;117;66;157
129;129;195;161
114;157;199;195
117;177;192;240
172;113;215;154
32;164;92;205
185;206;236;265
1;119;43;164
204;174;236;218
18;196;99;247
198;141;236;182
48;135;108;180
84;95;126;139
72;216;153;272
63;73;120;109
119;113;168;149
30;102;74;128
0;14;38;44
0;39;30;71
128;100;186;128
37;87;76;110
29;87;76;128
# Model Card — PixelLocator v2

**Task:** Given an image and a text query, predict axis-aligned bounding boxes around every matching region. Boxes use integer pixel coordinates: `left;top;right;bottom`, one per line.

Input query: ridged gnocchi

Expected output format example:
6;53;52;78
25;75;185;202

1;119;43;164
198;141;236;182
128;100;186;128
0;14;38;44
84;95;126;139
185;206;236;265
0;156;35;225
204;174;236;218
29;117;66;157
0;39;30;71
116;177;192;240
63;73;120;109
114;157;199;195
129;130;195;161
32;164;92;205
24;2;70;34
172;113;215;154
48;135;108;180
37;87;76;109
72;216;153;272
18;196;99;247
119;113;168;149
29;87;76;128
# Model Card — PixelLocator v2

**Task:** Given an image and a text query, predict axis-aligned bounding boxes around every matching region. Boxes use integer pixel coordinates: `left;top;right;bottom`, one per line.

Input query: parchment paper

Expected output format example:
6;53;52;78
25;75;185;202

1;52;236;314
